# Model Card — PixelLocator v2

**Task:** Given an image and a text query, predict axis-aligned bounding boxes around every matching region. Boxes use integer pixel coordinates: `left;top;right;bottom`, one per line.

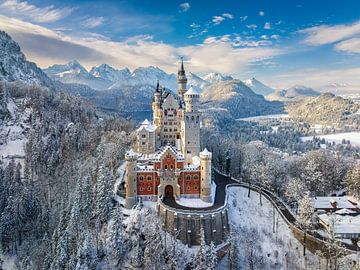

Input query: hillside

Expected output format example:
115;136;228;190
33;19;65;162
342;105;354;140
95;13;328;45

201;80;284;119
0;31;54;88
286;92;360;124
267;85;320;101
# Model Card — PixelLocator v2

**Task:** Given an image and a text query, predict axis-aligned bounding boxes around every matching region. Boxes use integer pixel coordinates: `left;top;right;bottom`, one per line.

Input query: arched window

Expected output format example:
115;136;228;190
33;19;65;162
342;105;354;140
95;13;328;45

193;175;199;180
139;176;144;181
147;176;152;181
147;186;151;191
186;175;191;181
187;186;190;190
164;165;168;170
170;165;174;170
140;187;143;191
194;186;198;190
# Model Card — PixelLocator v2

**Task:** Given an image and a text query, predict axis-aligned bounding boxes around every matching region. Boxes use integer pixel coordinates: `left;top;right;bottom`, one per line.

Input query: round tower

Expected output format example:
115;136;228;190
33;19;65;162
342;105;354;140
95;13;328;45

125;149;138;209
184;86;200;112
200;148;212;202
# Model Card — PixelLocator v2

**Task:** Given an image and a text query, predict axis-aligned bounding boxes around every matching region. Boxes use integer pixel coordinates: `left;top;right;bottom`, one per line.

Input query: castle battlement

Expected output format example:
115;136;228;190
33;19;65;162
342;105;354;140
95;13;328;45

125;60;212;208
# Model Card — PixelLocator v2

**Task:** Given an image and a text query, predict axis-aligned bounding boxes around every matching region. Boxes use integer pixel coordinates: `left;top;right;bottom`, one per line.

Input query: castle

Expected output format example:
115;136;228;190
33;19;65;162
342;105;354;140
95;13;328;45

125;59;212;209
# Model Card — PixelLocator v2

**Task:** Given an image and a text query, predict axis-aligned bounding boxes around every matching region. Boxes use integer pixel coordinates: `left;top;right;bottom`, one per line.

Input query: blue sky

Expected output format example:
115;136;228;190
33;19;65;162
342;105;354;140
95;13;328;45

0;0;360;90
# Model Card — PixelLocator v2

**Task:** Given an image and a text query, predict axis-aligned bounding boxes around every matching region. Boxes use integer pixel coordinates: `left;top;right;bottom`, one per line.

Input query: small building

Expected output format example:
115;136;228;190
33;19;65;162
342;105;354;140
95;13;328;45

311;196;359;213
318;210;360;241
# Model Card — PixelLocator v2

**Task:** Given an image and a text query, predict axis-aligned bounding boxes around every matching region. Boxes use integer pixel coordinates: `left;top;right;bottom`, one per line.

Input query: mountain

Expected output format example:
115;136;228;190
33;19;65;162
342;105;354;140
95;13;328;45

0;31;53;87
188;72;209;90
201;80;284;119
90;64;131;82
44;60;113;90
203;72;233;84
243;77;275;96
286;92;360;124
267;85;320;101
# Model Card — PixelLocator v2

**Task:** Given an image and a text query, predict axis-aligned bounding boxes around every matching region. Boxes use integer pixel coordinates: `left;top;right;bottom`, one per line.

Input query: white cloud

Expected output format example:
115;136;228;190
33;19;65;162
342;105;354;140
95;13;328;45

299;20;360;46
222;13;234;19
270;34;280;40
261;35;268;40
264;22;271;29
246;24;257;30
82;17;105;28
0;15;283;75
190;23;200;29
259;11;265;16
335;38;360;53
272;67;360;90
179;2;190;12
212;15;225;25
0;0;73;23
240;16;248;22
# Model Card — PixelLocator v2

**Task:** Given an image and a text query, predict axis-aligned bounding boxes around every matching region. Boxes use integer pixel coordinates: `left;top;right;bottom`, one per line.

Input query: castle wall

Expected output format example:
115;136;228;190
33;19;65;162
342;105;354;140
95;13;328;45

158;200;229;246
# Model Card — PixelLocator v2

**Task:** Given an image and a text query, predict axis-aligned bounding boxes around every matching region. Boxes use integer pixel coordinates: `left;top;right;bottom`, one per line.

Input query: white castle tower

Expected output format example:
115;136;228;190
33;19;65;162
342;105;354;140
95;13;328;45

181;85;201;164
200;148;212;202
125;149;138;208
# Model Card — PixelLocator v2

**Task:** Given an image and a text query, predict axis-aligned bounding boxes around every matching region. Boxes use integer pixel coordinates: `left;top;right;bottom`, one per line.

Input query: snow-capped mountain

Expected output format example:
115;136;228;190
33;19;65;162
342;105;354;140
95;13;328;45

188;72;210;90
90;64;131;82
0;31;53;87
202;72;233;84
267;85;320;101
201;80;283;118
44;61;113;90
243;77;275;96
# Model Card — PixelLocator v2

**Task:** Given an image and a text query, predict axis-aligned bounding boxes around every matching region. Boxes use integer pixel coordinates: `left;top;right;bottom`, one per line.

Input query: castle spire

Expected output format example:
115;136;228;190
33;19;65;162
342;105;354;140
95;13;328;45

177;57;187;100
155;80;160;92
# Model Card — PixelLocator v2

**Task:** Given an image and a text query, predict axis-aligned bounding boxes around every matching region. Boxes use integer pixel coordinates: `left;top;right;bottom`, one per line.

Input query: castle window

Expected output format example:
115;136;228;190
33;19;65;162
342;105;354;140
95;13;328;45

142;134;146;138
147;186;151;191
187;186;190;190
194;175;199;180
147;176;152;181
194;186;198;190
140;187;143;191
142;142;146;145
164;128;168;132
186;175;191;181
170;165;173;169
164;165;168;170
139;176;144;181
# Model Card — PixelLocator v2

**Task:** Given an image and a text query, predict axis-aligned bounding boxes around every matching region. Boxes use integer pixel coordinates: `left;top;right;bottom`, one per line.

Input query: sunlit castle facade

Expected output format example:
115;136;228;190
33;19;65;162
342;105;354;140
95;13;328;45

125;59;212;209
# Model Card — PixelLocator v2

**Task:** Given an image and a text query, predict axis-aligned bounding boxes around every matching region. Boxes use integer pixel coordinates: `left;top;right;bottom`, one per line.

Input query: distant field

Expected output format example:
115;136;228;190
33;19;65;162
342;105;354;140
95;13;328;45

301;132;360;146
236;113;289;121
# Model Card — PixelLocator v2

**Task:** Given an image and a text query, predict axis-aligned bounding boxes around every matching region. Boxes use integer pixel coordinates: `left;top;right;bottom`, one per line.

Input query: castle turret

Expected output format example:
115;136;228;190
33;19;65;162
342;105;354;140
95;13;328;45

181;86;201;163
125;149;138;208
200;148;212;202
184;85;200;112
177;57;187;101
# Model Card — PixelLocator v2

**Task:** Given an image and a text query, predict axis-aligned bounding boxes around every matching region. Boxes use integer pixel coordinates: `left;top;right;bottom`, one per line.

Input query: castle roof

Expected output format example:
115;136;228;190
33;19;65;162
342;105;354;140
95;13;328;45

185;85;200;96
200;148;212;158
137;118;156;132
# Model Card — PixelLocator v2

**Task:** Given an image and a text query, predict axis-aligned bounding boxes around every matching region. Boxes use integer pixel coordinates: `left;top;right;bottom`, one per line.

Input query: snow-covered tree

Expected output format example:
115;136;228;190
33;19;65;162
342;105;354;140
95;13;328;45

345;163;360;200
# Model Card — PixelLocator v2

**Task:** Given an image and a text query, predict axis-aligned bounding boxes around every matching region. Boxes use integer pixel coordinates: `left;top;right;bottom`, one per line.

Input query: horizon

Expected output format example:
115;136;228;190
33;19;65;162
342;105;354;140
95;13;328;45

0;0;360;91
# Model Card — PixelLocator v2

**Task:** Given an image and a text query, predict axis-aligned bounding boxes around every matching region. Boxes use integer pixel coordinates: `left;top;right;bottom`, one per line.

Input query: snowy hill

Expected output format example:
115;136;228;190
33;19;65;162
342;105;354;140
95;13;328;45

0;31;54;87
201;80;284;118
188;72;210;90
243;77;275;96
268;85;320;101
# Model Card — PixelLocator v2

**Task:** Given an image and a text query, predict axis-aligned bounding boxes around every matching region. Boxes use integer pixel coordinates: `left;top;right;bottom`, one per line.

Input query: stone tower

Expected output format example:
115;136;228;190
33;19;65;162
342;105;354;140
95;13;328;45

125;149;138;208
181;86;201;164
200;148;212;202
177;57;187;101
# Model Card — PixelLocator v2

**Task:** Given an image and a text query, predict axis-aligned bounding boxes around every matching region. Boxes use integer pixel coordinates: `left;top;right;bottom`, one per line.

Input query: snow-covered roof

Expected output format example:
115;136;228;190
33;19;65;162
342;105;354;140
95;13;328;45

311;196;358;210
137;118;157;132
318;213;360;235
185;85;200;96
153;145;184;160
126;149;138;158
200;148;212;158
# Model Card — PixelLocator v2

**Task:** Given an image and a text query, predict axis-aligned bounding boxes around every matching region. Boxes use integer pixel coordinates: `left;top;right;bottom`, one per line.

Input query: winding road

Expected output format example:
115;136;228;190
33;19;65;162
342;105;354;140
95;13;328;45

162;169;359;252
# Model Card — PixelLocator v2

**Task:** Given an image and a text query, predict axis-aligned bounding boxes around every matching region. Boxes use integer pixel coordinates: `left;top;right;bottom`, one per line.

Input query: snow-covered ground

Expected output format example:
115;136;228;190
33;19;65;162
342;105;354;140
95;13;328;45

176;181;217;208
227;186;319;269
237;114;289;122
301;131;360;146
